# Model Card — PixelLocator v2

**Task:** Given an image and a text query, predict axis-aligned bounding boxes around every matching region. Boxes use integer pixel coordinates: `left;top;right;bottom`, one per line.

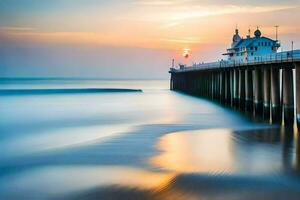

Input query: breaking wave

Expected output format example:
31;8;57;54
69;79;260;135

0;88;143;95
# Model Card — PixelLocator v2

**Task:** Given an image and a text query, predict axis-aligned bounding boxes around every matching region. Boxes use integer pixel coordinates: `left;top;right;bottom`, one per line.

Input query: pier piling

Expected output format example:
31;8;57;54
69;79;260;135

254;68;264;116
234;69;240;106
283;68;294;125
170;59;299;126
263;67;271;121
221;71;226;103
271;67;281;123
230;69;234;106
225;70;231;104
239;69;246;109
296;63;300;127
245;69;253;111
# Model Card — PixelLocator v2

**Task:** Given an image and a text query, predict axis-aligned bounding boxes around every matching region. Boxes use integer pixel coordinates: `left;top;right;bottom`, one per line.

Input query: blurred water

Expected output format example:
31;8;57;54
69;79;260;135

0;79;299;200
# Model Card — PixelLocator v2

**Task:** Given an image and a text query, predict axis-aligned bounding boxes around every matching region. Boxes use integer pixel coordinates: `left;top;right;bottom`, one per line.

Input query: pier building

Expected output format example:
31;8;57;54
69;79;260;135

224;28;280;63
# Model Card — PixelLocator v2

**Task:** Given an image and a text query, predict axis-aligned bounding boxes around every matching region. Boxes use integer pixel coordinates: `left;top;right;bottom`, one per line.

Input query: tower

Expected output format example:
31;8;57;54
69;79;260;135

232;28;241;47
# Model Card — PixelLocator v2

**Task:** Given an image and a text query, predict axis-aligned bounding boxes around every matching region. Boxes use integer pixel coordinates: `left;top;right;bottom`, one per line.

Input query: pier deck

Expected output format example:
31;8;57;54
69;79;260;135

170;52;300;126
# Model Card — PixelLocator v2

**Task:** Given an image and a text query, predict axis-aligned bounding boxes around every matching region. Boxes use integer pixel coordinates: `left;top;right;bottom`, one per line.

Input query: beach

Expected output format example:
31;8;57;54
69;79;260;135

0;79;299;200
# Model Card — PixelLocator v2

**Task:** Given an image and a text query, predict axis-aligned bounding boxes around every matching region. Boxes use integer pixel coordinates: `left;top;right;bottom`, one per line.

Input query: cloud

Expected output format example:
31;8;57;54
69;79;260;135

159;37;201;44
0;28;177;50
133;0;300;7
133;0;177;6
129;1;299;22
0;26;35;32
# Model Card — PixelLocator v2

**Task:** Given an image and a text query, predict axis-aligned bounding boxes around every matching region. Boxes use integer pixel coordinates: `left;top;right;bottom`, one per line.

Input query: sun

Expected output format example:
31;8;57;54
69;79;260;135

183;48;190;59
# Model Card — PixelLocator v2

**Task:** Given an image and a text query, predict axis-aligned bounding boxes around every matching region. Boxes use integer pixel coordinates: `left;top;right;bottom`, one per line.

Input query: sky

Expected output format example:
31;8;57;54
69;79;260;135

0;0;300;79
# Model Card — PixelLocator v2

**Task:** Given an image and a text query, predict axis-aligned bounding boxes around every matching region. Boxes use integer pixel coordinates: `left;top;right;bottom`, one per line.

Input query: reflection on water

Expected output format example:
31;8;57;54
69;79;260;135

1;127;300;200
69;127;300;200
0;166;174;199
151;129;235;173
1;80;300;199
152;127;300;175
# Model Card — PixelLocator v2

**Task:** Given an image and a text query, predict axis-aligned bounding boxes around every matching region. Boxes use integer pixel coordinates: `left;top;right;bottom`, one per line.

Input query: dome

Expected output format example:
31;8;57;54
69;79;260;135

232;29;241;42
233;34;241;42
254;29;261;38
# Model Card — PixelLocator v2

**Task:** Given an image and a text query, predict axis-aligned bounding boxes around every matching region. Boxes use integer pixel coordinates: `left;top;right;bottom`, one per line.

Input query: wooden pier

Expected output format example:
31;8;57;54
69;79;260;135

170;54;300;126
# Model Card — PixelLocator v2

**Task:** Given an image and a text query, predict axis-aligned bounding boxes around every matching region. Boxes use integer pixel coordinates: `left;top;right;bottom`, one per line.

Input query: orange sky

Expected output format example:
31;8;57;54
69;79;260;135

0;0;300;78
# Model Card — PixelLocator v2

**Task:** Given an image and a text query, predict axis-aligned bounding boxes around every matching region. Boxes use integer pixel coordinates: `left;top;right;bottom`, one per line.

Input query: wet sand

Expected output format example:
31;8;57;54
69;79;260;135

0;80;299;200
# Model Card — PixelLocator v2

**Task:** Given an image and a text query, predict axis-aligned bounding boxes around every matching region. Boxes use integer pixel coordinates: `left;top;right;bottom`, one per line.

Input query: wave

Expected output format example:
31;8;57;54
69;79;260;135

0;88;143;95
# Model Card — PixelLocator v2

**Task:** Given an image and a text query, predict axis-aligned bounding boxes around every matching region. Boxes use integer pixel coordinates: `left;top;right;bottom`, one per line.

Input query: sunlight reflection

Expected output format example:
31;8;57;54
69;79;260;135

151;129;235;173
0;166;174;197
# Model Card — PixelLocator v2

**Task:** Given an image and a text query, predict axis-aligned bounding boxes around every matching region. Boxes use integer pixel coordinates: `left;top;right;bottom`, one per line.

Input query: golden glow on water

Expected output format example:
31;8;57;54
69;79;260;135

2;166;175;195
2;127;300;199
293;130;300;170
150;129;235;173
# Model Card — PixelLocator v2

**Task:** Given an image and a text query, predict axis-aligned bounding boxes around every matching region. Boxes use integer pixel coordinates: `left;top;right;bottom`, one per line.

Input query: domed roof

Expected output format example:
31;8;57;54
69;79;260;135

232;29;241;42
254;29;261;38
233;34;241;42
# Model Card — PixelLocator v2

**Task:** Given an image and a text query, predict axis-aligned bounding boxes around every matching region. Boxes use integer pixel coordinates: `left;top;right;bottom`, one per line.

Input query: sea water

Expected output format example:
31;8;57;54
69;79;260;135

0;79;299;200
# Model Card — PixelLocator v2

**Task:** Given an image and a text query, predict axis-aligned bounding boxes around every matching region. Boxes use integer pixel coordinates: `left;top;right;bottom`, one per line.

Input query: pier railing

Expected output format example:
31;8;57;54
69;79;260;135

171;51;300;72
169;54;300;127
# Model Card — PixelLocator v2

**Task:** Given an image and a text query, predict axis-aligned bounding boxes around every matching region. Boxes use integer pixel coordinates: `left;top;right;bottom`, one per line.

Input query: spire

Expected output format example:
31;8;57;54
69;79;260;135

235;24;238;34
246;27;251;38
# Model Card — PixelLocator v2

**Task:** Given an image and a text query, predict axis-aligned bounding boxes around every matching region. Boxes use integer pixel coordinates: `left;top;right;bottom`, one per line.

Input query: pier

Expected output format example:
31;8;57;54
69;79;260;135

170;52;300;126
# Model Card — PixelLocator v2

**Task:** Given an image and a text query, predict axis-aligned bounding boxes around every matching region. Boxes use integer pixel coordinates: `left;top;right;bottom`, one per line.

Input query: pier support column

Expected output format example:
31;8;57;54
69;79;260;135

271;67;281;123
239;69;246;109
225;70;231;105
202;73;205;97
234;69;240;106
209;72;213;99
181;74;185;91
224;71;228;103
196;74;200;96
170;74;173;90
283;67;294;125
181;74;184;92
245;69;253;111
230;69;234;106
206;72;209;97
186;73;190;93
254;67;263;116
221;71;226;103
263;67;271;121
211;72;215;99
216;72;220;101
214;72;218;100
297;63;300;128
206;72;209;98
201;74;204;96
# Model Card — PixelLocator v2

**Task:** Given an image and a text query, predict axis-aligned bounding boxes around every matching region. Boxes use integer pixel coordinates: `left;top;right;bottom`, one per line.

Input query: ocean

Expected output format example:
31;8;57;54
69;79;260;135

0;79;299;200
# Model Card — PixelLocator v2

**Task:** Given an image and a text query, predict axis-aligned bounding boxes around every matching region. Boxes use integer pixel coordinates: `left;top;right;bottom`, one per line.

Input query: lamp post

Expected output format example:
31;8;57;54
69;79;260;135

275;25;279;41
292;41;294;62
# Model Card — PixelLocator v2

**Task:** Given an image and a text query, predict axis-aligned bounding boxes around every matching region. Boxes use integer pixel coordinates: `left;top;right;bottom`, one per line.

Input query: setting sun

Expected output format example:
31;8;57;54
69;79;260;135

183;48;190;59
